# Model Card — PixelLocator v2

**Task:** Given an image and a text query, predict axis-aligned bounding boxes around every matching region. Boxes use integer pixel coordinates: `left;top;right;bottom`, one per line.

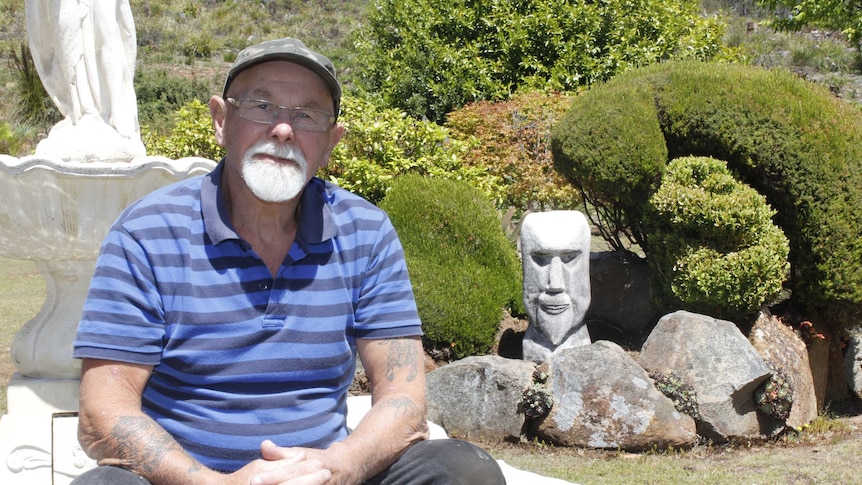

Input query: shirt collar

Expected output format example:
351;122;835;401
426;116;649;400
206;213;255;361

202;159;336;246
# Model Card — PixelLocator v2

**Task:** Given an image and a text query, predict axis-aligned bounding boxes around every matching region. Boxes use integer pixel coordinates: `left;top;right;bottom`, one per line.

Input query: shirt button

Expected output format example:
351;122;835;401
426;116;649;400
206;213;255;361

258;282;270;290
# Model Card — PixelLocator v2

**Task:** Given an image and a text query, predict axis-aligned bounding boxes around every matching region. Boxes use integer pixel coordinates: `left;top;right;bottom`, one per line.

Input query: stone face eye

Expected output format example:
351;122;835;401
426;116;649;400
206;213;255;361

530;250;581;267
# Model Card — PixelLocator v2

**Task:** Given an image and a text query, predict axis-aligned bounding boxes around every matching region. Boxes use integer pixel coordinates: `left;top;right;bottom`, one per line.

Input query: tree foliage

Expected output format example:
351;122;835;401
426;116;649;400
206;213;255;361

758;0;862;47
445;91;579;213
353;0;729;123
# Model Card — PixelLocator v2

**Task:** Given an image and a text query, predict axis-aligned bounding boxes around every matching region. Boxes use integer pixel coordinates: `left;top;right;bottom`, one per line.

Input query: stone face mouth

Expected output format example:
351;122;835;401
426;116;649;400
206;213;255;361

538;292;572;316
540;303;571;315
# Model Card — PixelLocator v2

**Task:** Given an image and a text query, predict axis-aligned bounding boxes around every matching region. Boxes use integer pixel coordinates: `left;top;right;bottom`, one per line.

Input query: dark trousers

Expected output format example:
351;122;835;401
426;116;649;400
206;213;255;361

70;439;507;485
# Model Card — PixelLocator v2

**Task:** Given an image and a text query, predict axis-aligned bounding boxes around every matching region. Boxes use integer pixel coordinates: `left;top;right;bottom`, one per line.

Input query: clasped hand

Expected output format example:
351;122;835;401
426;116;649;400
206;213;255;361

231;440;332;485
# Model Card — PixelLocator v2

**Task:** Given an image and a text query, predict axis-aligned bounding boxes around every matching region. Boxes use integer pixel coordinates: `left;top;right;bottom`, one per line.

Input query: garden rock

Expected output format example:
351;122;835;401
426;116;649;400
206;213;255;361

426;355;535;442
845;326;862;400
535;340;697;450
586;250;661;346
749;310;817;432
639;311;770;442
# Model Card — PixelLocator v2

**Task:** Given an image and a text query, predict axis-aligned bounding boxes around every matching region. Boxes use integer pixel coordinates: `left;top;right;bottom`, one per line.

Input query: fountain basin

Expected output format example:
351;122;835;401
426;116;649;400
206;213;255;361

0;155;216;378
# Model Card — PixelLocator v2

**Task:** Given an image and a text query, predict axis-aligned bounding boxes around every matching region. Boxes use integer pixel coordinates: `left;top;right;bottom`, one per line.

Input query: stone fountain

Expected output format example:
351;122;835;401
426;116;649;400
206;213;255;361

0;2;216;483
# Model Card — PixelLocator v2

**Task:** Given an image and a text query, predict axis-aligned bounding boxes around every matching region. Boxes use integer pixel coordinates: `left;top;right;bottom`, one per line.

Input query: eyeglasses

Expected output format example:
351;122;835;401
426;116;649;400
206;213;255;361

226;98;336;132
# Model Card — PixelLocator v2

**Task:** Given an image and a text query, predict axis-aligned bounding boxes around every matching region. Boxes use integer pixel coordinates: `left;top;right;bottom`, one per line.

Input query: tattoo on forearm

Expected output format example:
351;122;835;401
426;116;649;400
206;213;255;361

112;416;199;476
382;340;419;382
380;396;422;419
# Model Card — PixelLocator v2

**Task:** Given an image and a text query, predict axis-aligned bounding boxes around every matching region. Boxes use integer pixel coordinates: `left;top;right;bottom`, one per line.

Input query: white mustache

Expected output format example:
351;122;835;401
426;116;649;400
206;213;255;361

250;142;304;162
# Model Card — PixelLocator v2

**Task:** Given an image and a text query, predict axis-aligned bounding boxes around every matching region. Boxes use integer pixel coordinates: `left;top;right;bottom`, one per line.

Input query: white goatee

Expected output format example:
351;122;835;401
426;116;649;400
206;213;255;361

241;141;309;202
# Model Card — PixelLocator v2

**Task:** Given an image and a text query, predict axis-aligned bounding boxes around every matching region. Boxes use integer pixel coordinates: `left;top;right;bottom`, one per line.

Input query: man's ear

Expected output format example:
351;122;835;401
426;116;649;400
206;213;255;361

321;123;346;168
209;95;227;148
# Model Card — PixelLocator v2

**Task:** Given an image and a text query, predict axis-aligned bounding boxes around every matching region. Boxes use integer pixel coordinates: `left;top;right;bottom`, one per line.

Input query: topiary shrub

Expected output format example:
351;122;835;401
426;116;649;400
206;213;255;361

552;81;668;252
552;61;862;330
379;174;523;359
645;156;790;322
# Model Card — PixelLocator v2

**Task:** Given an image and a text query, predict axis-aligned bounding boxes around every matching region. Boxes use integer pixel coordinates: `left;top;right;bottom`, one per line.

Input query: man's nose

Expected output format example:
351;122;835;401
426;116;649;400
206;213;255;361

269;118;296;142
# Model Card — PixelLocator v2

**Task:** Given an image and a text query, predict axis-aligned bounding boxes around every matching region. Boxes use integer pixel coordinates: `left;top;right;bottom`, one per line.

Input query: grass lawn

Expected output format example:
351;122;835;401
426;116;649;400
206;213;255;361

0;257;46;415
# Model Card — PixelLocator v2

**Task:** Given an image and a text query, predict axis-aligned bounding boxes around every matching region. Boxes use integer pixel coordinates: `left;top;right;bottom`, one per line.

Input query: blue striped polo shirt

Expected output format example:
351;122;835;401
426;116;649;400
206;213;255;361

73;161;422;472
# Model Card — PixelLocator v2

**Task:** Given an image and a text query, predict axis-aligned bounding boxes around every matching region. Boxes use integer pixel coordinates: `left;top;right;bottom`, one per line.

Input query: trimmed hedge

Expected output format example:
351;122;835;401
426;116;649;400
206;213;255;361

551;81;667;251
552;61;862;327
646;156;790;322
380;174;523;358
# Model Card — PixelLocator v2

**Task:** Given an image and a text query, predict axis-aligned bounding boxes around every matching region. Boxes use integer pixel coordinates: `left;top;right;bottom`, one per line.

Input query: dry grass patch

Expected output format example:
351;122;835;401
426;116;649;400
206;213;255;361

0;257;45;414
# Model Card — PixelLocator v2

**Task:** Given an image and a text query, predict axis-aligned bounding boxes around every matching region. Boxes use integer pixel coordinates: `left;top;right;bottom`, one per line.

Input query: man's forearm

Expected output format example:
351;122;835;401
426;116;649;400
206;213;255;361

80;411;218;485
325;337;430;484
319;394;429;484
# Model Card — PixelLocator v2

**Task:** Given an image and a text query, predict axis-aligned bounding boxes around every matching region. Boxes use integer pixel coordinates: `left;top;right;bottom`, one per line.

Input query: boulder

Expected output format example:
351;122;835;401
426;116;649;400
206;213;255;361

426;355;536;442
536;341;697;450
749;310;818;431
845;326;862;400
586;251;661;346
639;311;770;442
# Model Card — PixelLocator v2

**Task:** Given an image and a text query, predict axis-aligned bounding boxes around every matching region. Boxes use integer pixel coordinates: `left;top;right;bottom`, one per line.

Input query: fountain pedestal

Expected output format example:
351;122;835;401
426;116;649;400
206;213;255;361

0;154;216;484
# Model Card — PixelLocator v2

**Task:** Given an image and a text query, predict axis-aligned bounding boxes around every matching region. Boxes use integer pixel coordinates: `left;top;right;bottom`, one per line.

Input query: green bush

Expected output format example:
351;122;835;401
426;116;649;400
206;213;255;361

552;81;668;252
135;68;216;135
0;121;24;156
380;175;523;359
139;94;498;202
7;42;61;129
445;91;580;213
322;96;499;205
645;157;790;321
352;0;729;122
142;99;224;160
552;61;862;329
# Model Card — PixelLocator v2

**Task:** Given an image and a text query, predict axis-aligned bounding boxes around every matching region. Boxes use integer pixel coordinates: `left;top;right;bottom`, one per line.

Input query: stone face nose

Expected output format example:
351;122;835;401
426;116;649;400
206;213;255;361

545;256;566;293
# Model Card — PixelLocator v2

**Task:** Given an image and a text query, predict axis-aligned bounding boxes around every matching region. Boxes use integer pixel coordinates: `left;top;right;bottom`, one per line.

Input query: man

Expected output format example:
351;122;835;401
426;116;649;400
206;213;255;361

72;37;506;485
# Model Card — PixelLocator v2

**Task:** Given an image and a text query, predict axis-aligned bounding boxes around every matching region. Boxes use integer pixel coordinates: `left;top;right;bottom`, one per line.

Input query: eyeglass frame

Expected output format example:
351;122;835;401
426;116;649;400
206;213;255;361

225;97;337;132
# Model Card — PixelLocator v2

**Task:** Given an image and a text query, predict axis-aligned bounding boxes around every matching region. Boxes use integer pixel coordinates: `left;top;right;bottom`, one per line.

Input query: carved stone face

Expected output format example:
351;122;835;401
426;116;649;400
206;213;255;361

521;211;591;345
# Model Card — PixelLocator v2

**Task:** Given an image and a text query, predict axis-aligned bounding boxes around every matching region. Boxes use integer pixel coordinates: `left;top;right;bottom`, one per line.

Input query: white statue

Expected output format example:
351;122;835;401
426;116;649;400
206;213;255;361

25;0;145;161
521;211;592;363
